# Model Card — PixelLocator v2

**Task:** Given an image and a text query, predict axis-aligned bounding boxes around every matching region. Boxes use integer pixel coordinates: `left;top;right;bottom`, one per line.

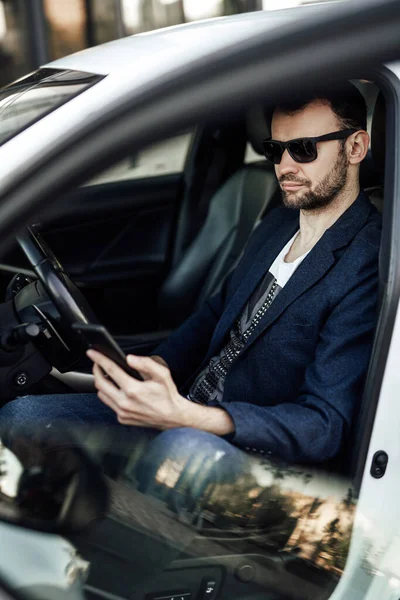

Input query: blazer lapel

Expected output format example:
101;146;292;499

235;191;374;354
240;240;335;352
209;191;374;357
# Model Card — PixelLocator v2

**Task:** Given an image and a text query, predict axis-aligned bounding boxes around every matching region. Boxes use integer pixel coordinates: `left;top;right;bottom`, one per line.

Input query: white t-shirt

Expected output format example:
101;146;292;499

269;231;310;288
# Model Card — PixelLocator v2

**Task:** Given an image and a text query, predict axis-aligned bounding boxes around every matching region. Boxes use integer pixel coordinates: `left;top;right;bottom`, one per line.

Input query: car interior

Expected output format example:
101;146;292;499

0;78;389;600
0;79;384;363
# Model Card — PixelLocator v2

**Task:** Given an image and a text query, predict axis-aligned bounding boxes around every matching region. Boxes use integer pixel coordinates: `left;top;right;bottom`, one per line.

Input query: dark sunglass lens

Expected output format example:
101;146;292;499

289;140;317;163
263;141;282;164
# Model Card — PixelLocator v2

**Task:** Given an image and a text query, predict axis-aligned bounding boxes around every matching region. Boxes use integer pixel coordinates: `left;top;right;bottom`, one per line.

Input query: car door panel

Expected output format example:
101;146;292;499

31;175;181;334
44;188;176;281
46;175;180;334
0;122;246;337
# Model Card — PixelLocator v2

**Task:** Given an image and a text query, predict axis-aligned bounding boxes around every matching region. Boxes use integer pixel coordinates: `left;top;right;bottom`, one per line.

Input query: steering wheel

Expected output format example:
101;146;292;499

16;226;98;327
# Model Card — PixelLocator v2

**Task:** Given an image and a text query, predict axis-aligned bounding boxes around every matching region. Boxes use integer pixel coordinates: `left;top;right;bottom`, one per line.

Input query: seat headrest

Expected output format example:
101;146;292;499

371;91;386;182
245;105;271;156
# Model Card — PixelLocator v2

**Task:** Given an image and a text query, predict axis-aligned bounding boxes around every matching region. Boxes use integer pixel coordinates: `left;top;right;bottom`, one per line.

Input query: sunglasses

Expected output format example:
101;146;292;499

262;128;358;165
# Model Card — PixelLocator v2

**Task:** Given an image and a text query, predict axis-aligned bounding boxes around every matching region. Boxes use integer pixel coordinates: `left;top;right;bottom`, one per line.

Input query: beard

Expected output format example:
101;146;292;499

280;147;348;211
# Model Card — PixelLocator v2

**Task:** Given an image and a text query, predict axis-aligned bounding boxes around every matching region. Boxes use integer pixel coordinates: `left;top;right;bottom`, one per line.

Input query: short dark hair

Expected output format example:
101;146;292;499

274;82;367;132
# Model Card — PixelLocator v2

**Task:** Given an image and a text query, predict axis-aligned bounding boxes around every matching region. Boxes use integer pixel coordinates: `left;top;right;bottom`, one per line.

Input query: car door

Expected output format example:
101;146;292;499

0;115;245;341
0;138;189;334
37;120;246;337
15;132;193;336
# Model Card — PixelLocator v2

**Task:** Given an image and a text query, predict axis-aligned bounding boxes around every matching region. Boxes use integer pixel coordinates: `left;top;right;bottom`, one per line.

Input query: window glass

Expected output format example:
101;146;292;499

353;80;379;138
0;423;354;600
245;142;264;163
88;131;193;185
0;68;102;146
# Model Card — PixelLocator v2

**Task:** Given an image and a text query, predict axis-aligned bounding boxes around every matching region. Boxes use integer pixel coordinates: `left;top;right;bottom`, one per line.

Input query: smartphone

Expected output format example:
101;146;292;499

72;323;143;380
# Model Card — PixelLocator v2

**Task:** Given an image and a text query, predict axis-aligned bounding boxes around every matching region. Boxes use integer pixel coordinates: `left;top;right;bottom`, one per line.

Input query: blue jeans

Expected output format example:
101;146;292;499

0;393;249;519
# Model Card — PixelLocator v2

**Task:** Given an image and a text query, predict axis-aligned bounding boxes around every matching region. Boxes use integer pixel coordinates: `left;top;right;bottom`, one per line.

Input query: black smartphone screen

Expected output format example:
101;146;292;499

72;323;143;380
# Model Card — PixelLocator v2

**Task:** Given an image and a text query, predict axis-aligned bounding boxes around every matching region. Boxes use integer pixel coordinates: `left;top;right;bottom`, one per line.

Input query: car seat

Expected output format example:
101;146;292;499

157;104;280;330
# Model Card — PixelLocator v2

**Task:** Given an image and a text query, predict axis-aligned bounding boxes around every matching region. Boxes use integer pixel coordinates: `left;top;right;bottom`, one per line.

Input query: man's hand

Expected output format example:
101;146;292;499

148;355;168;368
87;350;235;436
88;350;189;429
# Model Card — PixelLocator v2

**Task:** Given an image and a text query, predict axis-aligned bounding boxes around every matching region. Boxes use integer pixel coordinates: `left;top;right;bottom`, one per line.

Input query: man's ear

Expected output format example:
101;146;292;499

348;130;369;164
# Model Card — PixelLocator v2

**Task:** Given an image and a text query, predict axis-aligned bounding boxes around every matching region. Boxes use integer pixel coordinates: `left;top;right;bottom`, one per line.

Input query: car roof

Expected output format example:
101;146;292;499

0;6;338;187
0;2;391;193
48;6;334;77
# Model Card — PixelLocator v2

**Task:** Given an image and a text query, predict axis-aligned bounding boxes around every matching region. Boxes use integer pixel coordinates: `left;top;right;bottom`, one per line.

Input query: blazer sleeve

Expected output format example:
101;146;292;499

222;237;380;464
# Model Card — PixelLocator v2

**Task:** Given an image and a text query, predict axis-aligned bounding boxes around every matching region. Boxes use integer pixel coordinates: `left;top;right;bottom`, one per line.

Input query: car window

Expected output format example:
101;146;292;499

353;80;379;141
0;68;103;146
244;142;263;164
87;131;194;185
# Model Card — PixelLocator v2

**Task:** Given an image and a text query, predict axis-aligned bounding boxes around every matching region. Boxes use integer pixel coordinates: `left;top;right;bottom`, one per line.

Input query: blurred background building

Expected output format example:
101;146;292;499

0;0;337;87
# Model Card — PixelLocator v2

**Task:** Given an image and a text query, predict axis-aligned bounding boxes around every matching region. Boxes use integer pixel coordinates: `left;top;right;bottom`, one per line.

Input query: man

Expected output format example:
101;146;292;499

0;83;381;469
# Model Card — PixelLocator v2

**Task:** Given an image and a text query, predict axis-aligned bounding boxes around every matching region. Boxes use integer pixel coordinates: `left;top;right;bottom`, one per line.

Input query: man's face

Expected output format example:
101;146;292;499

271;100;349;211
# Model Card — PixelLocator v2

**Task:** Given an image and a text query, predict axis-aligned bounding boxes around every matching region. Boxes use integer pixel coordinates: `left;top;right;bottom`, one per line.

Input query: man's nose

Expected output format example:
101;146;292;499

278;149;300;175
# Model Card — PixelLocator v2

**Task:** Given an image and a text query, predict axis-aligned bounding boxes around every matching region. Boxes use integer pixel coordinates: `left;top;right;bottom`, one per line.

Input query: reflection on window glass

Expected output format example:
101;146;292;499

88;132;193;185
0;68;102;146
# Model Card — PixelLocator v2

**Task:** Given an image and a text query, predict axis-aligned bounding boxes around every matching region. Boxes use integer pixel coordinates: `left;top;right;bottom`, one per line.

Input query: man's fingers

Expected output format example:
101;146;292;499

97;389;142;426
93;364;142;422
127;354;171;382
90;351;178;429
95;372;133;418
93;363;119;395
88;349;138;389
93;364;122;410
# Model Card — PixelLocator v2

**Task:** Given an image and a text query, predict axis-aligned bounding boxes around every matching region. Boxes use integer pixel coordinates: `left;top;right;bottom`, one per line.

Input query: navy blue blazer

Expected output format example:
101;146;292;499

156;192;382;464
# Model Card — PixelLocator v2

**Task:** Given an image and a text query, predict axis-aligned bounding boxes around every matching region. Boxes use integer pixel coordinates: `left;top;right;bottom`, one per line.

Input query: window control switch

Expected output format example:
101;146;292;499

199;578;219;600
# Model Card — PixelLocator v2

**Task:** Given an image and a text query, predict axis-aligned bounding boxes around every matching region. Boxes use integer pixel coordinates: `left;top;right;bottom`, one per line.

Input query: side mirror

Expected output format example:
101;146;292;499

0;425;108;533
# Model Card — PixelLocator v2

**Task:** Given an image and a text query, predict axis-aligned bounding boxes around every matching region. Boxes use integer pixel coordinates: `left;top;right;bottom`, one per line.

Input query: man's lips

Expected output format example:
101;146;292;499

281;182;305;191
